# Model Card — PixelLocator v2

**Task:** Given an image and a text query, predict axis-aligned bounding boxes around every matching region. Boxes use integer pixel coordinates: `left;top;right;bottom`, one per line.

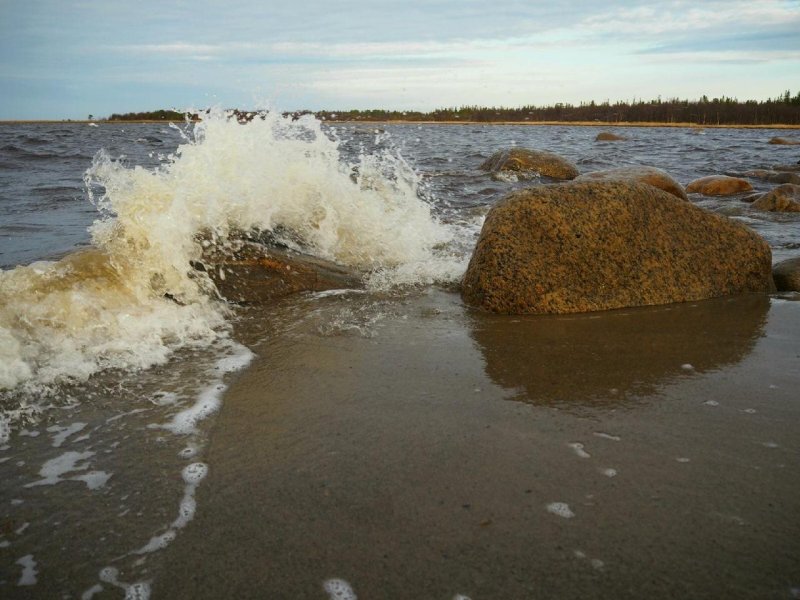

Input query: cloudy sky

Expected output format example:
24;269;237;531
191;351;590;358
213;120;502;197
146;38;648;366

1;0;799;119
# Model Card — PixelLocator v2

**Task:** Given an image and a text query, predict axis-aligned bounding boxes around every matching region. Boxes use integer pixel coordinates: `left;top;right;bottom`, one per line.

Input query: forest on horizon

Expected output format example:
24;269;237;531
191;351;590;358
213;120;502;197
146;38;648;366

105;91;800;126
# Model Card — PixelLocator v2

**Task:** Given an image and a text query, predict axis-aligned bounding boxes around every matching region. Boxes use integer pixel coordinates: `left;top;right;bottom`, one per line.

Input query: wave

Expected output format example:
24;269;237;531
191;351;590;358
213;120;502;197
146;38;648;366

0;110;467;392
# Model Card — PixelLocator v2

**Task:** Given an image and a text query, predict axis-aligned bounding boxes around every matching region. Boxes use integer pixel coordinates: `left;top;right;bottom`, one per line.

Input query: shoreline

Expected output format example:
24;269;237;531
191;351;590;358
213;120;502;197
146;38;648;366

148;288;800;599
2;119;800;129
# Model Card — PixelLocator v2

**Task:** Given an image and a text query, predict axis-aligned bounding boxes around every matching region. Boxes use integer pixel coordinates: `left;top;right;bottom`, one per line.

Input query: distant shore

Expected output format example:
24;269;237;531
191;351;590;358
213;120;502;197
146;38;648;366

3;119;800;129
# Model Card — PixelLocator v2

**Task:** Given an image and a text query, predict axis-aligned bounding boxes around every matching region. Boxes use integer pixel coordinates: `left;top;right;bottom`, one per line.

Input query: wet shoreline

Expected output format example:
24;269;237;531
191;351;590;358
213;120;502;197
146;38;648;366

146;289;800;599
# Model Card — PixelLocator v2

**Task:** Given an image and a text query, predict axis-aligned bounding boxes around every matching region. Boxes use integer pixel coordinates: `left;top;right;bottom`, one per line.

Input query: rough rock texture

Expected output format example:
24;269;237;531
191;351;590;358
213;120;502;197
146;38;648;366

751;184;800;212
595;132;627;141
772;256;800;291
575;166;688;201
686;175;753;196
461;181;773;314
198;240;362;304
768;137;800;145
479;148;579;180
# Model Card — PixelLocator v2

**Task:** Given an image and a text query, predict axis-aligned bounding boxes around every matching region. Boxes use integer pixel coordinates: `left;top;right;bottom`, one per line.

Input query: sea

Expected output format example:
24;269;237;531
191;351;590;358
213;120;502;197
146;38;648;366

1;113;799;599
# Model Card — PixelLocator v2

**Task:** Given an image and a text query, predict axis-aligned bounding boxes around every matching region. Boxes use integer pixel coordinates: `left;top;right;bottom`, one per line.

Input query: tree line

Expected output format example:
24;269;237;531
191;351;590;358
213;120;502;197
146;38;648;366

105;91;800;125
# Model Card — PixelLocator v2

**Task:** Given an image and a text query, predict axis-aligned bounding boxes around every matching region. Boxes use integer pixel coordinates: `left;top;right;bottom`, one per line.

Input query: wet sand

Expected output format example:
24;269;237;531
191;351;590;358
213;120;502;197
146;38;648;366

150;289;800;599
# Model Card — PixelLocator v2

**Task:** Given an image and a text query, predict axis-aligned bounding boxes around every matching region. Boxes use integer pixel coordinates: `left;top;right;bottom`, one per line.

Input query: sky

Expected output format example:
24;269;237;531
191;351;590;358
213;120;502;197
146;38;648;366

1;0;799;119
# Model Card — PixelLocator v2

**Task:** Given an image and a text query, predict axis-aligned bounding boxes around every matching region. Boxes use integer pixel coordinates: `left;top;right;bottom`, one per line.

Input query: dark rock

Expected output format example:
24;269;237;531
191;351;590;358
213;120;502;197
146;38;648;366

461;181;773;314
595;132;627;141
768;137;800;145
751;184;800;212
575;166;687;201
479;148;579;180
773;257;800;291
198;240;362;304
686;175;753;196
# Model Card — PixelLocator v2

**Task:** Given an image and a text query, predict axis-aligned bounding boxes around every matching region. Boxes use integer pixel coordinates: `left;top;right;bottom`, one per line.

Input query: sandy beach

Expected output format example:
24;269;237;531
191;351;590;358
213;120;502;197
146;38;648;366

145;288;800;599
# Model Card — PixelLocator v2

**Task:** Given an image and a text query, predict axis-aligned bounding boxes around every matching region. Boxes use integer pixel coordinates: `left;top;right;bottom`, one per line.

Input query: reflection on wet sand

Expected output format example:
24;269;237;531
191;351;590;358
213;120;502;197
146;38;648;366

469;294;769;407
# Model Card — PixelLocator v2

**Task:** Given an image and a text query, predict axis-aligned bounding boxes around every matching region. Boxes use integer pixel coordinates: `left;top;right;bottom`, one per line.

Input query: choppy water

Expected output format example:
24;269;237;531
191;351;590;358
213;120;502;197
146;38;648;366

0;115;799;598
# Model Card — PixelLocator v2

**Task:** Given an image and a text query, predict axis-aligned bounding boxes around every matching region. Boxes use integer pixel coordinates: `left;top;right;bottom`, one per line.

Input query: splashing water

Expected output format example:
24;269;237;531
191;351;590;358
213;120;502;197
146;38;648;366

0;110;465;392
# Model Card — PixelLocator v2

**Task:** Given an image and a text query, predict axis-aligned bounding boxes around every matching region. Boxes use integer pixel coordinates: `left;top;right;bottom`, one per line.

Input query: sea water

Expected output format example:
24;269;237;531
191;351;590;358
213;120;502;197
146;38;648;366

0;113;798;596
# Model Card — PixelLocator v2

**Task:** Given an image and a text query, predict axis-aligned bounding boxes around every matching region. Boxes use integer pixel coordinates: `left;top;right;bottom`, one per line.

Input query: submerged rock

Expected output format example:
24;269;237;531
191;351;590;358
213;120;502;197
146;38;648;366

575;166;687;201
751;184;800;212
741;169;800;185
772;257;800;291
594;132;627;141
479;148;579;180
461;181;773;314
768;137;800;145
197;240;362;304
686;175;753;196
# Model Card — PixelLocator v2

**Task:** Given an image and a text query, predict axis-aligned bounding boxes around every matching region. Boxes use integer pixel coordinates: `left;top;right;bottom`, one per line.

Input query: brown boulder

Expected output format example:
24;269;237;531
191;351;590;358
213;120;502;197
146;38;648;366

197;240;362;304
751;184;800;212
595;132;627;141
768;137;800;145
575;166;688;201
479;148;579;180
686;175;753;196
461;181;773;314
772;257;800;291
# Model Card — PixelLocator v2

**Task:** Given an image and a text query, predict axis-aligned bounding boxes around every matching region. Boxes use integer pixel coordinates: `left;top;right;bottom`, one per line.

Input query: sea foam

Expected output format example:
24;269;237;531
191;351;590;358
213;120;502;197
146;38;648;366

0;110;464;395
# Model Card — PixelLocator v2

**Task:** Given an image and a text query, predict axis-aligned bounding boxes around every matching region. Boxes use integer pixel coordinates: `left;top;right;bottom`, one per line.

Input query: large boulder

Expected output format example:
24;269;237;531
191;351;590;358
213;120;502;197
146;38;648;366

768;137;800;145
751;184;800;212
479;148;579;180
575;166;688;201
461;181;773;314
196;240;362;304
686;175;753;196
772;257;800;291
595;132;627;141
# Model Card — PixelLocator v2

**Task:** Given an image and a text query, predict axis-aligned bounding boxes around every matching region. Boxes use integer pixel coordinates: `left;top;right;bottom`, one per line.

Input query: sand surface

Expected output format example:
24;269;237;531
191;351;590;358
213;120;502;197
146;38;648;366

150;289;800;599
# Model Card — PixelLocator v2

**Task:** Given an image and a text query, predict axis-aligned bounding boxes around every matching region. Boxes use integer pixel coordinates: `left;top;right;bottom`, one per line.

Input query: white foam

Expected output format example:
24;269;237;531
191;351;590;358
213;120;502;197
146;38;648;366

681;363;694;371
590;558;605;570
98;567;150;600
3;110;465;394
25;450;94;487
323;578;357;600
568;442;591;459
159;344;252;435
16;554;38;586
546;502;575;518
48;422;87;447
18;429;40;438
72;470;112;490
136;530;177;554
0;415;10;445
0;540;10;548
593;432;620;442
703;400;719;407
81;583;104;599
601;468;618;477
14;522;29;535
676;457;691;463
